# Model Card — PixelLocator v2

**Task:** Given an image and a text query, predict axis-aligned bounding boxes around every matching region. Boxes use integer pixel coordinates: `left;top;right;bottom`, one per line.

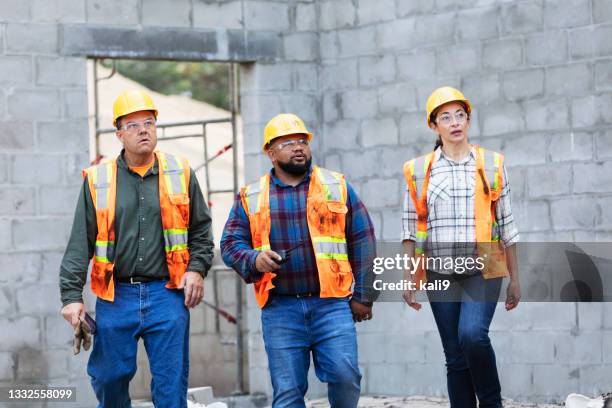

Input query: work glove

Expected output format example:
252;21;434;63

72;318;93;355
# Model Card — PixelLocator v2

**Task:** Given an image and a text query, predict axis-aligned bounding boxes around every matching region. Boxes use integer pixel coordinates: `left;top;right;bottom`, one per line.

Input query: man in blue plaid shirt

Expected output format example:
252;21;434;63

221;113;377;408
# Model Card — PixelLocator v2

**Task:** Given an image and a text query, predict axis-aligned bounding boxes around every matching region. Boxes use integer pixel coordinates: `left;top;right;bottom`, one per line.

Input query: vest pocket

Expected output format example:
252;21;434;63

169;193;190;224
327;201;348;214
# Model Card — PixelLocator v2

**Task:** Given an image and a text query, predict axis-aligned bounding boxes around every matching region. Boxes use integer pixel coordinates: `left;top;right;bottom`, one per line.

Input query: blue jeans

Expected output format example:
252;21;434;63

426;272;503;408
261;295;361;408
87;280;190;408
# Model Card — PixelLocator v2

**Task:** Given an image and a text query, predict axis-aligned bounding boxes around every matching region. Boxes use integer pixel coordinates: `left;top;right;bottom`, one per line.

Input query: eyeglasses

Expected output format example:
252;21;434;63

122;119;156;132
274;138;309;150
436;111;468;126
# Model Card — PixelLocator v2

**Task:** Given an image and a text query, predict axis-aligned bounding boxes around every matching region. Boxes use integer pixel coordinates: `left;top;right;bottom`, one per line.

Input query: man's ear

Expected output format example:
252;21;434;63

115;131;123;145
266;149;275;163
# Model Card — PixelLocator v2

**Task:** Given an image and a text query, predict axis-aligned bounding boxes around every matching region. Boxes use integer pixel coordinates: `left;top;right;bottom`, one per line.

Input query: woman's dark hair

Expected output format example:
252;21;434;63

430;101;471;150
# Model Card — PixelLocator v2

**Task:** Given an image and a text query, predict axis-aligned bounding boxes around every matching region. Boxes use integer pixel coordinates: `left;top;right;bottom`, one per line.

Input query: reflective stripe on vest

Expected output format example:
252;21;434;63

312;236;348;261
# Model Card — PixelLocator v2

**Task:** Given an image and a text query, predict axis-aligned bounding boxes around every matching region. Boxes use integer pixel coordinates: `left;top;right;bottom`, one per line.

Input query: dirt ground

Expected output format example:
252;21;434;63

305;396;563;408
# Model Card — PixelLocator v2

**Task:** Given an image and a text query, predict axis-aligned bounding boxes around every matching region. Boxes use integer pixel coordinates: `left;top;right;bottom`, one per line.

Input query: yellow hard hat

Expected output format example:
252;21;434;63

262;113;313;151
426;86;472;126
112;90;158;127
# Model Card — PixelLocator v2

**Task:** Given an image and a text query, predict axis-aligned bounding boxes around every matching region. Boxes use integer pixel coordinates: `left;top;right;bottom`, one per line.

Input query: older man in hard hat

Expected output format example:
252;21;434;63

59;90;214;407
221;113;378;408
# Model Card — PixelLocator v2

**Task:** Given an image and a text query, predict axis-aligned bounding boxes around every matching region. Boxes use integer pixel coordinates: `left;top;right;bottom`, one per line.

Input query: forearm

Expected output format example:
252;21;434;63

402;240;416;281
505;243;518;281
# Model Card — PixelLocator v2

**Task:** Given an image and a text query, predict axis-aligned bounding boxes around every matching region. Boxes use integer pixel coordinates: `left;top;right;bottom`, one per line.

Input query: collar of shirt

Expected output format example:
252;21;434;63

117;149;159;176
434;145;477;165
269;166;312;188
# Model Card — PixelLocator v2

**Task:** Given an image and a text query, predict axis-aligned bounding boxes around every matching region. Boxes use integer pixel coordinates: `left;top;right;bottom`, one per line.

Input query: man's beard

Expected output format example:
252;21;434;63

278;157;312;176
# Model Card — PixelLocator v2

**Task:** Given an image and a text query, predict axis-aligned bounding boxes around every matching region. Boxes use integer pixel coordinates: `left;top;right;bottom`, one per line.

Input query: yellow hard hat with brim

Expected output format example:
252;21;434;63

263;113;313;152
426;86;472;127
113;89;158;127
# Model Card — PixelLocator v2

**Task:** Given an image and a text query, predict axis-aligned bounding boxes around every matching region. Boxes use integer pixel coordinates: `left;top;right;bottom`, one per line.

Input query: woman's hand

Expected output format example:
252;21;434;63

505;279;521;311
402;288;422;311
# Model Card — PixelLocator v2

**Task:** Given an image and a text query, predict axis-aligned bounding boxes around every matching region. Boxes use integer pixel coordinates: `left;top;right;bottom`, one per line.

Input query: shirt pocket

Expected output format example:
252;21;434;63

427;174;450;207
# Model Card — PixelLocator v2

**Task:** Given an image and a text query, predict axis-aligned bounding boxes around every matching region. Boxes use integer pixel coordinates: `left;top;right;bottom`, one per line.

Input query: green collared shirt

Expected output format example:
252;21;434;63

59;151;215;306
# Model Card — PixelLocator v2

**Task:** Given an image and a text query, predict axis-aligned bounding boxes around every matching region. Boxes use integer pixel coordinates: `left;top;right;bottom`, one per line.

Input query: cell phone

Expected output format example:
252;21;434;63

83;312;97;335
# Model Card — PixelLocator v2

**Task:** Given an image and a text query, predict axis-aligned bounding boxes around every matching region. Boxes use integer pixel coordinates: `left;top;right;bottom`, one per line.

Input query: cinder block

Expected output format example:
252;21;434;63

295;3;316;32
544;0;591;29
569;25;612;60
12;153;63;185
0;57;33;85
292;64;317;92
36;57;86;87
437;44;479;75
320;0;355;31
240;94;282;125
341;89;377;119
0;317;40;351
397;50;436;81
604;331;612;362
503;134;547;165
283;32;317;62
13;218;70;251
482;39;522;71
500;2;543;34
377;18;416;51
595;59;612;91
362;178;399;208
365;363;408;395
141;0;191;27
279;93;317;125
322;92;341;122
8;89;60;120
549;132;593;162
17;283;65;315
497;363;533;398
0;0;30;22
63;153;90;184
324;154;341;170
555;331;603;364
37;121;88;153
573;161;612;193
31;0;85;23
358;54;396;86
0;121;34;150
6;23;58;54
414;12;455;45
0;155;7;184
524;98;569;131
399;112;433;144
44;316;72;348
479;102;523;137
579;364;612;396
525;31;568;66
551;197;598;229
0;289;13;317
319;31;338;61
341;149;378;180
40;185;80;215
382;209;402;241
361;118;398;147
503;69;544;102
356;0;395;25
62;89;88;119
510;331;555;363
337;26;377;58
244;1;288;31
323;120;359;150
379;147;411;178
378;83;417;114
461;73;501;105
17;349;68;380
527;165;571;198
546;63;592;97
577;303;603;330
0;253;42;284
0;187;36;216
0;219;11;251
86;0;138;25
513;200;550;232
241;63;292;92
593;0;612;23
595;130;612;160
0;352;14;381
456;6;498;41
321;59;358;90
193;0;242;30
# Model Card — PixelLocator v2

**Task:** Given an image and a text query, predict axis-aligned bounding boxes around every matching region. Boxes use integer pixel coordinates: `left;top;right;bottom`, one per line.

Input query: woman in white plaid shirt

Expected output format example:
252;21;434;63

401;87;521;408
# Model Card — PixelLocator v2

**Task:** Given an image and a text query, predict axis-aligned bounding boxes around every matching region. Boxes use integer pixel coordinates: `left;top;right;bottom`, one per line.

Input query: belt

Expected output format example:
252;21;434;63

115;276;162;284
274;291;319;298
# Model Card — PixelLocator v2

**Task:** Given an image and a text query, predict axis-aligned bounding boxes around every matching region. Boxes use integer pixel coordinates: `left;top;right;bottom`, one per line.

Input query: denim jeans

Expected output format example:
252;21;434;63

261;295;361;408
426;272;503;408
87;280;190;408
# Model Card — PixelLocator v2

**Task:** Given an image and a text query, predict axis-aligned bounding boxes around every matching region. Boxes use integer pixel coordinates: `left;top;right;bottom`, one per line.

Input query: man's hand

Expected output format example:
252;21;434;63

350;299;372;322
402;289;422;311
179;271;204;309
505;278;521;311
255;250;282;273
61;302;85;328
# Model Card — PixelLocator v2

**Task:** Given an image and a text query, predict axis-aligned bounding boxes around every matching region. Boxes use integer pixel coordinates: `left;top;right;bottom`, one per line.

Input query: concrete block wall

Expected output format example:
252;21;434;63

238;0;612;403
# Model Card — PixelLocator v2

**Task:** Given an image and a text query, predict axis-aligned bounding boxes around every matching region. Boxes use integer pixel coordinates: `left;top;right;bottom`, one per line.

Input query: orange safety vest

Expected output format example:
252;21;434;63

83;151;191;301
402;146;508;284
240;166;353;308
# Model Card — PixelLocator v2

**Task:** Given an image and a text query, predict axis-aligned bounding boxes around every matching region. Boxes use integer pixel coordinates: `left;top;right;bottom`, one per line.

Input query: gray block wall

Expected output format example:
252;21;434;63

0;0;611;405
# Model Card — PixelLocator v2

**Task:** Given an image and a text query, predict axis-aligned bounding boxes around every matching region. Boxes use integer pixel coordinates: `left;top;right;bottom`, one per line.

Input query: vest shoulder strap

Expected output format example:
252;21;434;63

476;147;504;196
157;151;190;195
242;174;269;216
404;151;435;201
83;161;116;210
315;166;347;203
